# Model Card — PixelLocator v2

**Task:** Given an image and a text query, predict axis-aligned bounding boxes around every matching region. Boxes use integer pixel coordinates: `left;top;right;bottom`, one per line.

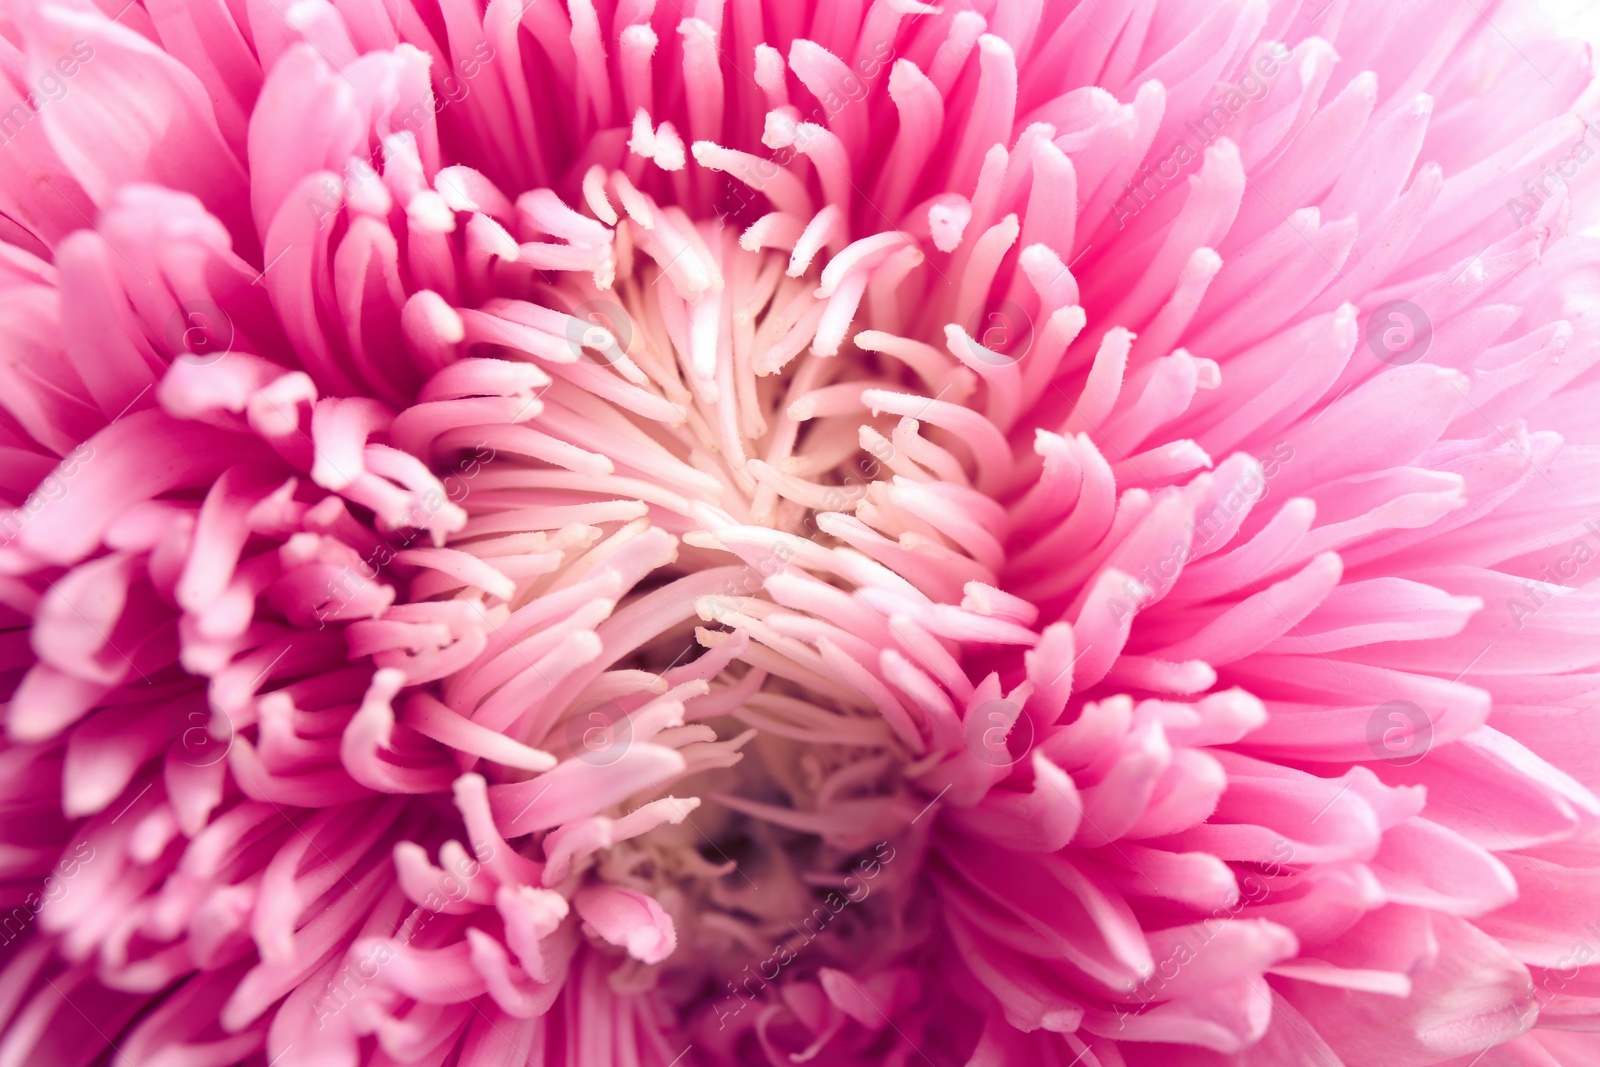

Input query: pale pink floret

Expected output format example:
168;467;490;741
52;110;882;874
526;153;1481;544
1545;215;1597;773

1;0;1599;1065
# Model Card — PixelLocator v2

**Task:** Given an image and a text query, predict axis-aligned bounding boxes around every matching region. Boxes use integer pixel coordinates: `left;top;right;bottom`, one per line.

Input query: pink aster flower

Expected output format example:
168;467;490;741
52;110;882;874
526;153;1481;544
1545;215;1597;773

2;0;1600;1064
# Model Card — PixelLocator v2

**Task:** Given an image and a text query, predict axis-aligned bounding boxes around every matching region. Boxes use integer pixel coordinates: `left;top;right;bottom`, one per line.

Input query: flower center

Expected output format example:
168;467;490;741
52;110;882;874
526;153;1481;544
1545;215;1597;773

419;197;946;1030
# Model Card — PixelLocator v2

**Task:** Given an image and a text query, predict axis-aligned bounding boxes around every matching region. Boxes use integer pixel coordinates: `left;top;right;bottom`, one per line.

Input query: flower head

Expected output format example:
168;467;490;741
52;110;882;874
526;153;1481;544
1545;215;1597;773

1;0;1599;1065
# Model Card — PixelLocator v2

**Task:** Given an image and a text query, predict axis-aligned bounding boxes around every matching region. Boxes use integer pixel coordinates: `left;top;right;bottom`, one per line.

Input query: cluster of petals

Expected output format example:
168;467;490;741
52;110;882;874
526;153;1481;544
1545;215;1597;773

1;0;1600;1065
